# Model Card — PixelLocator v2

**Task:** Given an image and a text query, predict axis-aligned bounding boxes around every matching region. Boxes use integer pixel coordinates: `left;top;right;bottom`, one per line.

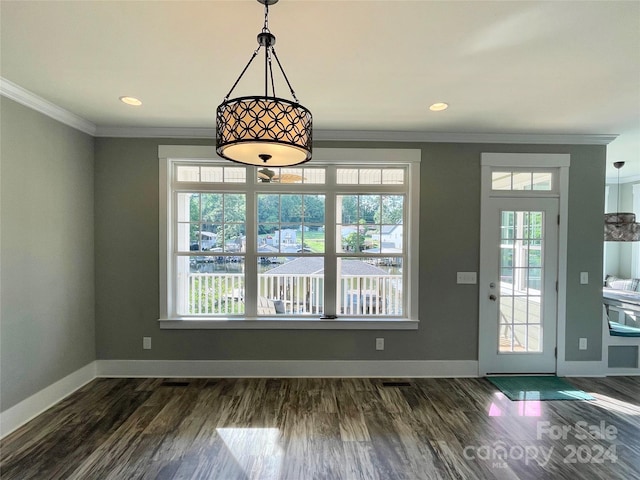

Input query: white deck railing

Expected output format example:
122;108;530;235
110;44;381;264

185;273;402;316
188;273;244;315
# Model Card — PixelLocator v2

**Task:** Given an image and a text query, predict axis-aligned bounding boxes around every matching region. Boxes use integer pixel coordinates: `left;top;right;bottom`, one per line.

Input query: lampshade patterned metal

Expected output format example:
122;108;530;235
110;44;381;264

216;0;312;167
604;161;640;242
216;96;312;167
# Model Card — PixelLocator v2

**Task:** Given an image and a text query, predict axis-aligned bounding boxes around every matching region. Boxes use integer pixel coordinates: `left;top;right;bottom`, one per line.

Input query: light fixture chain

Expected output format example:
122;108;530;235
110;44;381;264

264;40;269;97
223;47;261;101
268;48;276;97
263;3;270;32
617;165;621;220
271;47;300;103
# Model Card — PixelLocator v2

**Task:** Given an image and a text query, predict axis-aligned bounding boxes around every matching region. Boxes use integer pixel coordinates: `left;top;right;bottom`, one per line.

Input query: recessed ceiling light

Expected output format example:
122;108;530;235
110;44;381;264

119;96;142;106
429;102;448;112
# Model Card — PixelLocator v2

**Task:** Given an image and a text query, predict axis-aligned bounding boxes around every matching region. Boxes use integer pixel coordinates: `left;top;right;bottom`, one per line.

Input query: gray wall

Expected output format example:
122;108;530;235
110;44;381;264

564;146;607;360
0;98;95;411
94;138;606;363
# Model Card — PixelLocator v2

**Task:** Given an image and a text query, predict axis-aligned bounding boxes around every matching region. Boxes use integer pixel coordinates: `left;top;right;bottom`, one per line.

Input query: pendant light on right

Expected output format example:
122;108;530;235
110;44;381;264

604;161;640;242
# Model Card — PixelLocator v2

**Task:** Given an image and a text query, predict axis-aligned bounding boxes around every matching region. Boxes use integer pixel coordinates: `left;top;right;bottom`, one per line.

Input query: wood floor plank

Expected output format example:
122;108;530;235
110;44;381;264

342;441;381;480
1;376;638;480
339;409;371;442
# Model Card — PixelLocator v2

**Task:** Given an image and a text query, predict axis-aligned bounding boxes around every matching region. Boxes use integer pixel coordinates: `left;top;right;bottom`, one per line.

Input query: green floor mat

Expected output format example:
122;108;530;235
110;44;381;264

487;376;594;401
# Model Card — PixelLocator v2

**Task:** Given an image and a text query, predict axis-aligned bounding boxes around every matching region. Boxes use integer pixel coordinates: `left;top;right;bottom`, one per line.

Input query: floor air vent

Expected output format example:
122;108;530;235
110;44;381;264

382;381;412;387
160;381;190;387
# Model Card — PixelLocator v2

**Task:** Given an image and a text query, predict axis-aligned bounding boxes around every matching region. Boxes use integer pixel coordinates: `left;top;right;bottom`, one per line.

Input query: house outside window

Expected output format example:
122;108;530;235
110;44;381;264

159;147;420;329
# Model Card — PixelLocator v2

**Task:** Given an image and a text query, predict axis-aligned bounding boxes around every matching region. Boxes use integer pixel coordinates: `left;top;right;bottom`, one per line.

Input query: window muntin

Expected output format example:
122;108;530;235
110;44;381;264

255;193;326;315
337;168;405;185
257;194;325;253
337;195;404;254
492;171;553;191
176;193;246;253
257;167;325;184
338;257;403;316
499;210;545;352
175;191;246;316
163;150;419;324
178;256;245;315
176;164;246;183
334;184;405;317
258;256;324;315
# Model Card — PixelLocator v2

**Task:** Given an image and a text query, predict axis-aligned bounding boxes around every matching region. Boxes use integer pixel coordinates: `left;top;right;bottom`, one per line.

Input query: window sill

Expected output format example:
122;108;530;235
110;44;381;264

158;317;418;330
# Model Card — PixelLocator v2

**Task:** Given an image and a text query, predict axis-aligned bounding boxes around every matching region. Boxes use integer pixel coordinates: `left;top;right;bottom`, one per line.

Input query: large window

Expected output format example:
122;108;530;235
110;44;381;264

159;147;420;328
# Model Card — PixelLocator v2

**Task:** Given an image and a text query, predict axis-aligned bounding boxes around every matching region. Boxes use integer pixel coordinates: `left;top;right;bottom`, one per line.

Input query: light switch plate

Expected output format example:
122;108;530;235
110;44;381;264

580;272;588;284
457;272;477;284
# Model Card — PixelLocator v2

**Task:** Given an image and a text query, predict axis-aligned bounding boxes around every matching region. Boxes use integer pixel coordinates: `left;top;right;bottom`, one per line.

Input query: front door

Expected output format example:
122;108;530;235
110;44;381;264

479;197;559;375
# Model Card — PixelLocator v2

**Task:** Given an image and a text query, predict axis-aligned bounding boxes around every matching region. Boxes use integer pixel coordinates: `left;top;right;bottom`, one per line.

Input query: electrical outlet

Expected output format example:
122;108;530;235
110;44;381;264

143;336;152;350
376;337;384;351
579;338;587;350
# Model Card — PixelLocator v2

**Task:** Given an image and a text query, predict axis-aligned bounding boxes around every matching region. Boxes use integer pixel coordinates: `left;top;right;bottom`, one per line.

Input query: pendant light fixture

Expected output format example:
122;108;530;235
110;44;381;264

604;161;640;242
216;0;312;167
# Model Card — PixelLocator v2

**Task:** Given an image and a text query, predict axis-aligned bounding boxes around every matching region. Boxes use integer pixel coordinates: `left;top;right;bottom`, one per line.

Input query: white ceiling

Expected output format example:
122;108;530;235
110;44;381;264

1;0;639;180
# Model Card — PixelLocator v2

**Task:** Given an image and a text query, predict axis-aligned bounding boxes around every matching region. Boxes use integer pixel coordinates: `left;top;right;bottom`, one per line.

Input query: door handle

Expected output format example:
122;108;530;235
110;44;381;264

489;294;497;301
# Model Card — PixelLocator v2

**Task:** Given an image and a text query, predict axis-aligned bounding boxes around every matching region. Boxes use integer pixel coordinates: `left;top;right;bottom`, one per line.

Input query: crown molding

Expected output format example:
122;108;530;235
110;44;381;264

314;130;618;145
97;125;617;145
0;77;96;136
1;77;618;146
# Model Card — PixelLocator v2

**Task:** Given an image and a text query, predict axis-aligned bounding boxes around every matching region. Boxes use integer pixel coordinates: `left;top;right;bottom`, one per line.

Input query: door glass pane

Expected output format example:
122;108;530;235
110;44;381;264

492;171;553;191
499;210;544;353
512;172;532;190
532;173;552;190
527;325;541;351
492;172;512;190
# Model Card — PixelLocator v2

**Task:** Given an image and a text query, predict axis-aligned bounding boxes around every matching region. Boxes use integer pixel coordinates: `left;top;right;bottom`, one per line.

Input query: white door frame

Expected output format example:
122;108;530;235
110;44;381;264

479;153;570;376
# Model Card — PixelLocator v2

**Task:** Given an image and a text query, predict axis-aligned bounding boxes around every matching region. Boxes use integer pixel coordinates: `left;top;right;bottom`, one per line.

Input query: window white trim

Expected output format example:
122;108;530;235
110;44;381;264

480;153;570;168
159;156;171;319
158;147;421;329
159;318;418;330
603;185;612;282
632;184;640;278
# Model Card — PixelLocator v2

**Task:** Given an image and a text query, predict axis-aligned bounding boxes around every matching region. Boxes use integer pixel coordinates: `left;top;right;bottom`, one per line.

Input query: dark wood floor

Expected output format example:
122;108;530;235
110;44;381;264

1;376;638;480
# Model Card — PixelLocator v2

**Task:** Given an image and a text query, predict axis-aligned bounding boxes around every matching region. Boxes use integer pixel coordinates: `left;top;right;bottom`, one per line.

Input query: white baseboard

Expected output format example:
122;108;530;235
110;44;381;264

96;359;479;378
602;368;640;376
557;361;605;377
0;361;97;438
